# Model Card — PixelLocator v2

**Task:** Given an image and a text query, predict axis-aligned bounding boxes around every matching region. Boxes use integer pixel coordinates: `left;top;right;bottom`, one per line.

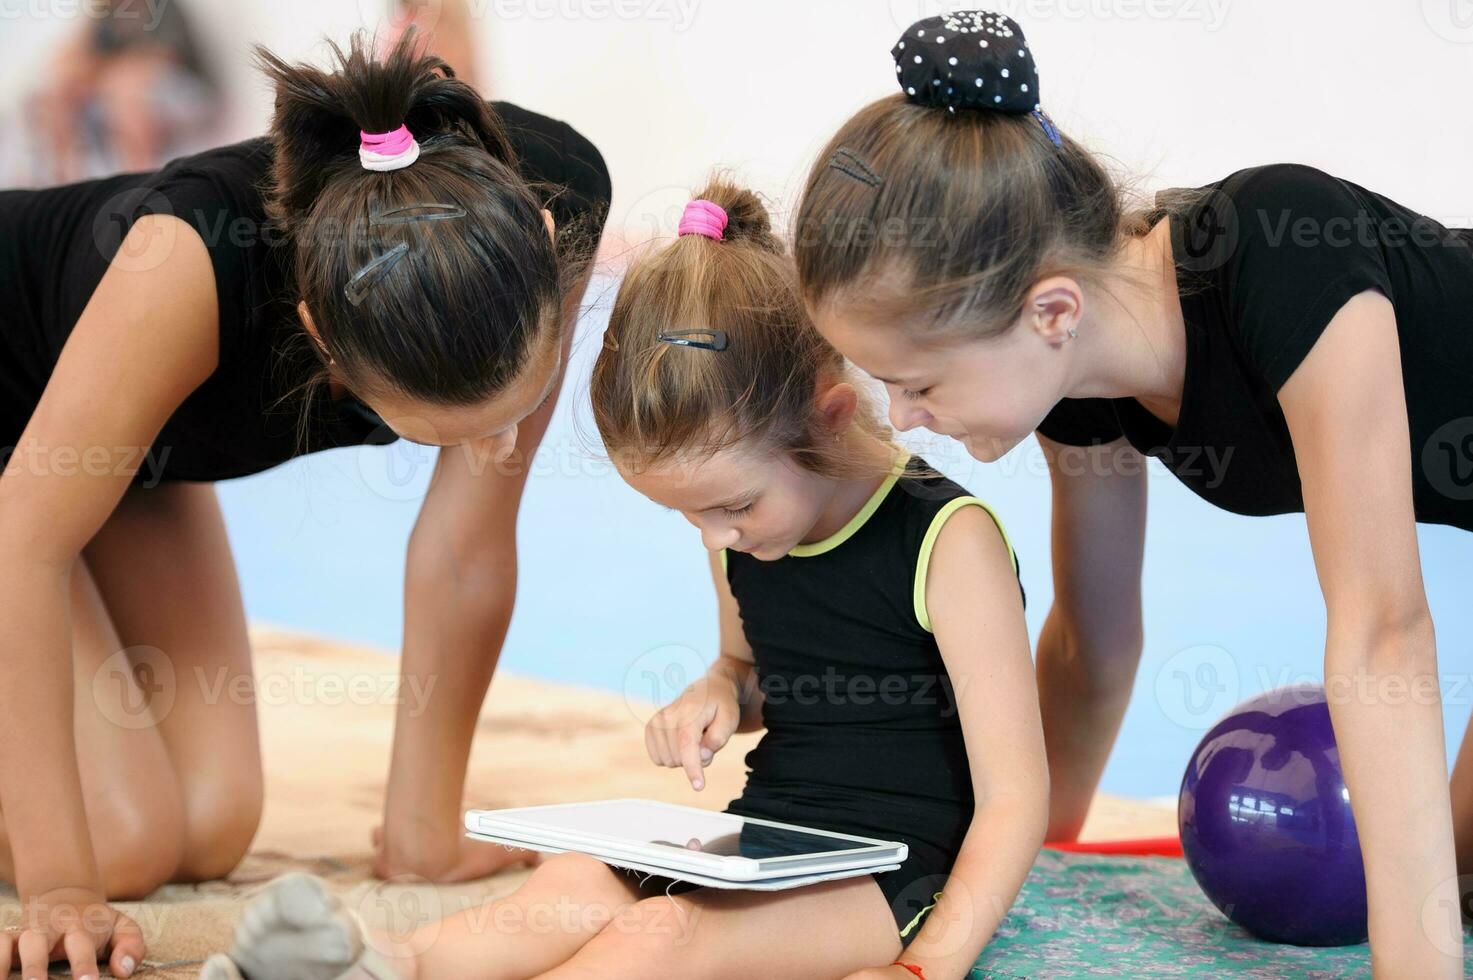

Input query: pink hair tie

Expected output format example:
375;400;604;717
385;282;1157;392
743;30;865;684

678;199;728;241
359;124;420;172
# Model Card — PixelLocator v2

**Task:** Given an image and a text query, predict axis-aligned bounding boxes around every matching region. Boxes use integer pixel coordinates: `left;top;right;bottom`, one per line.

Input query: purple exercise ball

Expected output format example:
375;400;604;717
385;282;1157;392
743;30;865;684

1178;682;1368;946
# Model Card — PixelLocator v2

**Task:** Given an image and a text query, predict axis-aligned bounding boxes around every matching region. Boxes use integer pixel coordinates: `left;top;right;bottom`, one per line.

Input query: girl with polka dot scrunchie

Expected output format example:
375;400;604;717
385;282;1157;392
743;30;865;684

798;10;1473;978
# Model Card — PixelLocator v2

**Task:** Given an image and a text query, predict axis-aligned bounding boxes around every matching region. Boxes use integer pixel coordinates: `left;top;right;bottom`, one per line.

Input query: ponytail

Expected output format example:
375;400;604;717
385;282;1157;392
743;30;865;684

255;29;563;423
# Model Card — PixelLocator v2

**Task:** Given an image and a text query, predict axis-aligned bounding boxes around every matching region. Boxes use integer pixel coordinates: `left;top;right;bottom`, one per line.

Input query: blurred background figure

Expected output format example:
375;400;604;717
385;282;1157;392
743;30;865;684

380;0;480;88
22;0;220;185
2;0;482;188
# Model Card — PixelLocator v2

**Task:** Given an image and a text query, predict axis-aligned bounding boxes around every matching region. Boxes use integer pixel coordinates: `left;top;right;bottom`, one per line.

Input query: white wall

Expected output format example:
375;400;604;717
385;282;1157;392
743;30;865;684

6;0;1471;240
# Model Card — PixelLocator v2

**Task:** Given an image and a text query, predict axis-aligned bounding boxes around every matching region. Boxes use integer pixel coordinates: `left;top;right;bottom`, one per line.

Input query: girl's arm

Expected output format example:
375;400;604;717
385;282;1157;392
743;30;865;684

0;214;216;977
376;268;588;882
1035;434;1148;840
888;505;1049;980
1277;289;1460;977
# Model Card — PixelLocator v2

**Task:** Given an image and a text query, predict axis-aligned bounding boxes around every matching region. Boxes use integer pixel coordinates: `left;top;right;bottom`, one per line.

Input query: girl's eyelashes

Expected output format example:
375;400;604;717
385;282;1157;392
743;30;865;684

901;386;931;401
722;502;755;518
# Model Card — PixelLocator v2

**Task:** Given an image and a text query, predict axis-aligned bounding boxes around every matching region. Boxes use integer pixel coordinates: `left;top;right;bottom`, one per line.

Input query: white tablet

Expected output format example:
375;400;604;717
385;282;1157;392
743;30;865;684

465;828;901;891
464;799;906;882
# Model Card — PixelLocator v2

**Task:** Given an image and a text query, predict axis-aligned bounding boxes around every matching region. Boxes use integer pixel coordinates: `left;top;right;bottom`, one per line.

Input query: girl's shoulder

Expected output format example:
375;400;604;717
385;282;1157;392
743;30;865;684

896;456;1024;626
489;101;612;233
1164;162;1409;392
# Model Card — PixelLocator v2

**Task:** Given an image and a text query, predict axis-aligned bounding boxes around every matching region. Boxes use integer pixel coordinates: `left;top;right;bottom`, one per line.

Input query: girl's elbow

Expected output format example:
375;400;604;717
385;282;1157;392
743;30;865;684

975;779;1051;848
1325;604;1436;675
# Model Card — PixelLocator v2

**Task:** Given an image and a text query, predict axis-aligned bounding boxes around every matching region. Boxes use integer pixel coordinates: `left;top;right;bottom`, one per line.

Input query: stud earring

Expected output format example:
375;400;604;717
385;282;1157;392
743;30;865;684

1067;327;1078;340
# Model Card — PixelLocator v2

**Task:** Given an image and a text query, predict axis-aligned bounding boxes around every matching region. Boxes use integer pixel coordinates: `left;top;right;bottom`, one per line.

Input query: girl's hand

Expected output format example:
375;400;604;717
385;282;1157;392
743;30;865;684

370;820;538;883
1;888;145;979
644;672;742;791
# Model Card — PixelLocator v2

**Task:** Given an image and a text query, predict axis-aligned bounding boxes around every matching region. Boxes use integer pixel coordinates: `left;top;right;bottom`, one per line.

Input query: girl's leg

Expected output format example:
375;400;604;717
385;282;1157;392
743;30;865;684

535;874;903;980
203;853;648;980
81;480;263;882
404;853;645;979
0;556;186;898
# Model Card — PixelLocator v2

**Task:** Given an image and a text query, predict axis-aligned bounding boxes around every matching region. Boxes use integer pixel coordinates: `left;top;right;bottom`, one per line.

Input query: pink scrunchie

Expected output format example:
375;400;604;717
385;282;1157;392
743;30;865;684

360;124;420;172
678;199;728;241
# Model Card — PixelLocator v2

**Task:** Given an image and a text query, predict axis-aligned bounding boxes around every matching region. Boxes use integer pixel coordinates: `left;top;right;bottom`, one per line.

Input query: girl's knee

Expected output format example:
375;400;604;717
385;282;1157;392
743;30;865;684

97;789;186;899
526;852;631;899
580;895;708;976
173;766;265;882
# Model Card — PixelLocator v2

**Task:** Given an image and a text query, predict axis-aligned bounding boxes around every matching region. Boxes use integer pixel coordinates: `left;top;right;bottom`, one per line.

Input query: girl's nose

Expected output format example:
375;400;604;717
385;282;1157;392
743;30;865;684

889;400;931;433
701;524;740;552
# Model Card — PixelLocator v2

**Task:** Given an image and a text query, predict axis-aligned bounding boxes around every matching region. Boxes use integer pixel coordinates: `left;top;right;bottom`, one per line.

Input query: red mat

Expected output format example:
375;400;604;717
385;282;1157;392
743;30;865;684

1045;836;1183;857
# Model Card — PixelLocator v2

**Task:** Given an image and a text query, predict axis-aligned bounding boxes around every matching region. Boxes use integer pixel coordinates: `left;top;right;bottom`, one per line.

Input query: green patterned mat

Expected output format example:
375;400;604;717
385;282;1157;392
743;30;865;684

970;849;1389;978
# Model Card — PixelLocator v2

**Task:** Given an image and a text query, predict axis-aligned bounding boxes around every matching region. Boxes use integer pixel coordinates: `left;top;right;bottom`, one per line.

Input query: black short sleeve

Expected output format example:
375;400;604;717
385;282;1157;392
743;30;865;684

492;101;612;237
1035;397;1124;446
1210;164;1396;392
118;140;278;371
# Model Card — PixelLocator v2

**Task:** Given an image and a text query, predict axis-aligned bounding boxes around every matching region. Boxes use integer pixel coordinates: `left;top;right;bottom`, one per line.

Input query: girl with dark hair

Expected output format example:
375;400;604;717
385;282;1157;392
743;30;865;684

0;30;608;978
796;11;1473;976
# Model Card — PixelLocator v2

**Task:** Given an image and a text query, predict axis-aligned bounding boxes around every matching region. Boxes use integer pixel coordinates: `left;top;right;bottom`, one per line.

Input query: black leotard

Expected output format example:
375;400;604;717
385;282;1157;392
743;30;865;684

714;455;1023;945
0;102;610;483
1037;163;1473;530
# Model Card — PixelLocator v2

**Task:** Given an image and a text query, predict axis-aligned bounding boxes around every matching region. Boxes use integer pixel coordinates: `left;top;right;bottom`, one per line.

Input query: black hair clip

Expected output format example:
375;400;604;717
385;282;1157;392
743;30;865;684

827;147;883;189
344;242;410;307
369;202;468;226
657;329;728;352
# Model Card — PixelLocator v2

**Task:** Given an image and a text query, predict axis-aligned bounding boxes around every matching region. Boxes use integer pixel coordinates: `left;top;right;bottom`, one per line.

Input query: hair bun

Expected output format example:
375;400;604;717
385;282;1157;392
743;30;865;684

689;178;781;254
892;10;1041;114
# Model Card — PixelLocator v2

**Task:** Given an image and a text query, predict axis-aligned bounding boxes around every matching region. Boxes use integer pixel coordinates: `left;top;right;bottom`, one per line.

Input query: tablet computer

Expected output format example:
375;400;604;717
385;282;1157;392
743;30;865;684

464;828;901;891
464;799;906;882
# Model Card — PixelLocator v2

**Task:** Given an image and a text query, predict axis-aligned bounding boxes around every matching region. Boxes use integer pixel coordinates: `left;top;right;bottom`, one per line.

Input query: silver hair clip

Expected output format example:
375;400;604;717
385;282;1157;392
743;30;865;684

344;242;410;307
369;202;468;226
344;204;466;306
827;147;883;189
657;329;728;352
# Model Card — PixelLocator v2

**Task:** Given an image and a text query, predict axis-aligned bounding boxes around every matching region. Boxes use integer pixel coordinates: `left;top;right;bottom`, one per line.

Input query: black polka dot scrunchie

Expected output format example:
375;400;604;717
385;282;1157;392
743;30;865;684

892;10;1063;146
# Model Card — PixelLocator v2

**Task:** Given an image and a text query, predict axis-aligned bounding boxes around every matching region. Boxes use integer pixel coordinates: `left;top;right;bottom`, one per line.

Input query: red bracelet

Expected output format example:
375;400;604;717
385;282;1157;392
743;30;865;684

893;963;926;979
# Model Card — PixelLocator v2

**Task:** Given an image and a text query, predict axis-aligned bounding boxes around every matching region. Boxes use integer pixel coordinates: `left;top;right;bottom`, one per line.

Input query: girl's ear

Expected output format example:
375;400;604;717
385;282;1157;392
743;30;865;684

1026;277;1083;346
815;381;859;435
